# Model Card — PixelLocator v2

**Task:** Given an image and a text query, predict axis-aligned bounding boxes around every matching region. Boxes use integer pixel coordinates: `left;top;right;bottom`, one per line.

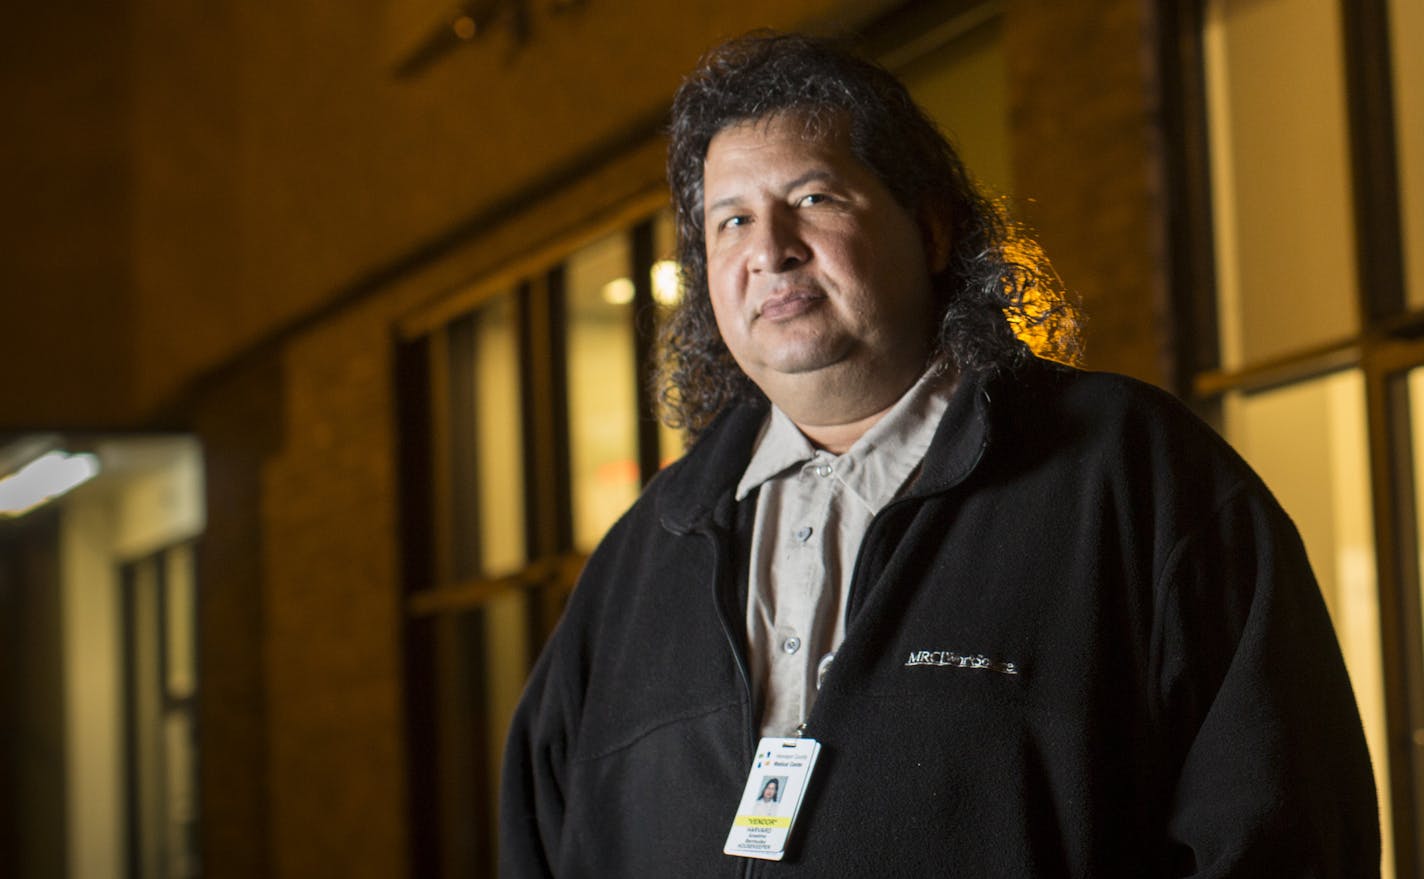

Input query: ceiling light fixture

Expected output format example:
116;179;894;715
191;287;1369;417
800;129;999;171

0;449;101;518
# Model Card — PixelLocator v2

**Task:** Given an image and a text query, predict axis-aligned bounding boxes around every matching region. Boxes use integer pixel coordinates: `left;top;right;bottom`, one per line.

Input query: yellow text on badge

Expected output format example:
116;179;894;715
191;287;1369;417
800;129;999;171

734;816;792;829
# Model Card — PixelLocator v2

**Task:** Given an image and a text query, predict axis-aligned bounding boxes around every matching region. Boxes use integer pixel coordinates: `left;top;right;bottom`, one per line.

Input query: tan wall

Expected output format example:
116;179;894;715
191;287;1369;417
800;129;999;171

258;299;409;878
1;4;136;427
1006;0;1171;385
192;356;281;879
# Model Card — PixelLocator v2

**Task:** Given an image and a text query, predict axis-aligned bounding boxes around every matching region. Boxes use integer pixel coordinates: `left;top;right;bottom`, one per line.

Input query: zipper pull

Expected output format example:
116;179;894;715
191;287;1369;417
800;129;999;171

816;651;836;690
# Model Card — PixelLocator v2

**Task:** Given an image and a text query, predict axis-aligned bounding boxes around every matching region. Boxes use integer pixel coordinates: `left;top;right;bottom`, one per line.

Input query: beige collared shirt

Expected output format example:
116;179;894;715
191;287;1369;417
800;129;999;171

735;370;956;737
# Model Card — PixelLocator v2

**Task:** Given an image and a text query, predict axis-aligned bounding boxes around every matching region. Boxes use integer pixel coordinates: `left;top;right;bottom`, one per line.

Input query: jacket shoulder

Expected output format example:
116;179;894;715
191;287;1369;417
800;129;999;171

1003;363;1250;478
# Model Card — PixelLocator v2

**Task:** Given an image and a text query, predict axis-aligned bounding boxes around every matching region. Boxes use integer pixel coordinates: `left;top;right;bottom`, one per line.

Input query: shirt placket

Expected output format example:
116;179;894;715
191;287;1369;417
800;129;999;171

773;452;836;733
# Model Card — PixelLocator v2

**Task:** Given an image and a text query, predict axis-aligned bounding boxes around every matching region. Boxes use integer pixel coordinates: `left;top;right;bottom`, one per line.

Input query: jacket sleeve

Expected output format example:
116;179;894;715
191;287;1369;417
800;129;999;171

1154;482;1381;877
499;634;572;879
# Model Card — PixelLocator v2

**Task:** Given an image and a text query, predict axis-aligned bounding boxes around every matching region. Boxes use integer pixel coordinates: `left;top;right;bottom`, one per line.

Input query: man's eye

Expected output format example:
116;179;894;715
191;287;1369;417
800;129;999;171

798;193;829;206
719;215;749;230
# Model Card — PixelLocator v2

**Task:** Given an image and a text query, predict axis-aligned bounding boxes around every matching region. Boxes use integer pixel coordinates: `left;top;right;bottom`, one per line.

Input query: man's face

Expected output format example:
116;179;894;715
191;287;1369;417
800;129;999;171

701;112;940;415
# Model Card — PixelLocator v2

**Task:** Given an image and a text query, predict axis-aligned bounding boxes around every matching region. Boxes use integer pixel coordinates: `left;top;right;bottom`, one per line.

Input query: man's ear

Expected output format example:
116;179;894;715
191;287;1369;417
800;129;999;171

918;204;952;275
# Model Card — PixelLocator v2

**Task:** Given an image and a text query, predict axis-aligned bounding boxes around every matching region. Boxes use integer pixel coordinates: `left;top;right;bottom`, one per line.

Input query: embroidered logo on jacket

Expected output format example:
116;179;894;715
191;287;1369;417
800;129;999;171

904;650;1019;675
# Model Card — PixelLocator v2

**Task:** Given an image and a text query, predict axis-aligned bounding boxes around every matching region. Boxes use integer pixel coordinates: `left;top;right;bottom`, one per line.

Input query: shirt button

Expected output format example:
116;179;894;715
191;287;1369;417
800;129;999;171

783;636;802;655
794;526;813;542
814;463;833;477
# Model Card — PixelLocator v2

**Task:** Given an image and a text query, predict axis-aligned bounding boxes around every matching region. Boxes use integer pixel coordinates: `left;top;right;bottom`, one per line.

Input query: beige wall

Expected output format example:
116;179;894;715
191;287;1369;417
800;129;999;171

1006;0;1171;385
1;5;136;427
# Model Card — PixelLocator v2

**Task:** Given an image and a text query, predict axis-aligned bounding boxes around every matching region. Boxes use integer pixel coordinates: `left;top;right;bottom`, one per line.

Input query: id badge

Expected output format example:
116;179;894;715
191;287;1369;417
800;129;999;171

723;736;822;861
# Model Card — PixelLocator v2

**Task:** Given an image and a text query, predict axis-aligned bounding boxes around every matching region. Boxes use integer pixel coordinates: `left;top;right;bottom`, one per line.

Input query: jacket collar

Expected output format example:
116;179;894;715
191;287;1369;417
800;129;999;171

656;401;769;535
909;365;994;498
656;366;998;534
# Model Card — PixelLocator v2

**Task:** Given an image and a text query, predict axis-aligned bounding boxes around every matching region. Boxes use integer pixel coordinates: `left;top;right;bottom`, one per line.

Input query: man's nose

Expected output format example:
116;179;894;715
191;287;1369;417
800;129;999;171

749;209;810;273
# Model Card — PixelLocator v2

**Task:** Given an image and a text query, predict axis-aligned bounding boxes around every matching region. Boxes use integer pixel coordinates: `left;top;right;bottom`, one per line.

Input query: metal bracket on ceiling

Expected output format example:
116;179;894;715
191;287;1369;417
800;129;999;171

393;0;537;79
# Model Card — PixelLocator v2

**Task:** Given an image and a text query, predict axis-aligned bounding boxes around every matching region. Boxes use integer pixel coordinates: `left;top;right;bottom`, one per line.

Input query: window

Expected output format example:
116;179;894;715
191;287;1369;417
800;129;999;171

122;543;201;879
397;209;681;878
1188;0;1424;874
564;231;641;552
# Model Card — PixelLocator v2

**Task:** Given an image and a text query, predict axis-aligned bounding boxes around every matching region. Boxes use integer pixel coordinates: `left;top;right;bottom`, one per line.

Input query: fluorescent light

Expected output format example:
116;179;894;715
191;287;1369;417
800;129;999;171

0;450;101;517
651;260;682;305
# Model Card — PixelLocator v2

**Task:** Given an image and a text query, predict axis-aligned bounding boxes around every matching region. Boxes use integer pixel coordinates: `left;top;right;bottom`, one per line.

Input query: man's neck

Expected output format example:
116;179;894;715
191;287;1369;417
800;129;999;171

792;405;898;455
773;366;933;455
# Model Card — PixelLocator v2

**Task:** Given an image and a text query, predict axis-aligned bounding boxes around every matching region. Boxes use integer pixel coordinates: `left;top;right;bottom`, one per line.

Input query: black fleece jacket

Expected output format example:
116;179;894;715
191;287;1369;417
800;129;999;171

500;361;1379;878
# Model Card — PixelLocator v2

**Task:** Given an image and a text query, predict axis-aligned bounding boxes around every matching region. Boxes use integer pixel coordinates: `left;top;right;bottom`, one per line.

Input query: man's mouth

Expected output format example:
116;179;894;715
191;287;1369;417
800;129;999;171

758;288;825;321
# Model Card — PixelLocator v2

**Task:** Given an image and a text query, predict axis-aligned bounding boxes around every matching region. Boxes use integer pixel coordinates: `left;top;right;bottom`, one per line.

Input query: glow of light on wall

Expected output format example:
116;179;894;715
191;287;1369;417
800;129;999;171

601;277;635;305
651;260;682;305
0;450;100;517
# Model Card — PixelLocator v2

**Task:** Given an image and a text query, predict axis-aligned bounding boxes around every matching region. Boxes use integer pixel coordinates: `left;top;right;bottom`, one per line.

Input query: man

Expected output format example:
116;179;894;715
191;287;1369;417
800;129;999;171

501;32;1378;877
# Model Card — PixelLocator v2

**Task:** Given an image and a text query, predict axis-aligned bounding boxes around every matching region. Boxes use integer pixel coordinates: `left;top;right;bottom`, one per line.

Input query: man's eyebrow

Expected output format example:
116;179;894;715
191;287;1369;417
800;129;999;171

705;169;838;215
706;193;744;215
782;169;834;193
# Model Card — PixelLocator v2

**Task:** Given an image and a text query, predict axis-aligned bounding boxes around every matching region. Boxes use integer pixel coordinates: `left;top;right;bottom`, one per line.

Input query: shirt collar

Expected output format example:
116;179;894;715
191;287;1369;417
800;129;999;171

734;368;958;509
734;404;816;501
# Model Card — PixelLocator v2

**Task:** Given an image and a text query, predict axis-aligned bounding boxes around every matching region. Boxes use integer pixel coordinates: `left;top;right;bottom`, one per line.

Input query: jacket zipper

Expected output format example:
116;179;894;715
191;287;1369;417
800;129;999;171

706;494;934;872
699;524;759;879
687;389;988;873
792;505;901;740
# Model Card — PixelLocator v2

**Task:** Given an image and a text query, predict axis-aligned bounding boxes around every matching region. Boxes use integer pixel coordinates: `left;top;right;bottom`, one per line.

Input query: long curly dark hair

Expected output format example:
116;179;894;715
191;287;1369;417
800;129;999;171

659;31;1080;436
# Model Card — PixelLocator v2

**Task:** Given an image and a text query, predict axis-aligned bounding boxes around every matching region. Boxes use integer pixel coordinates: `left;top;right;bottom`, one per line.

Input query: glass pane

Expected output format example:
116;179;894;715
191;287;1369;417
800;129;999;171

161;543;201;877
653;211;688;466
472;295;526;577
1204;0;1360;367
1390;0;1424;308
1222;371;1392;876
1411;368;1424;655
162;710;199;878
431;611;494;877
897;12;1010;198
482;588;529;833
129;558;165;879
164;542;196;698
566;232;640;551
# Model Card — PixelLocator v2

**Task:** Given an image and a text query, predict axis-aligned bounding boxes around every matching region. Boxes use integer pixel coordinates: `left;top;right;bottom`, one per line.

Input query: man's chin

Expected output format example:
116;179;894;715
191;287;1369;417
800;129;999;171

753;354;847;385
